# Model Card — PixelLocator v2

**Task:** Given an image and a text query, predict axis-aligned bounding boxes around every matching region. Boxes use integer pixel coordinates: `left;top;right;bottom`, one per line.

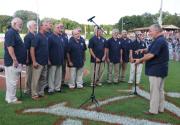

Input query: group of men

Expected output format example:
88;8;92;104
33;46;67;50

4;17;169;115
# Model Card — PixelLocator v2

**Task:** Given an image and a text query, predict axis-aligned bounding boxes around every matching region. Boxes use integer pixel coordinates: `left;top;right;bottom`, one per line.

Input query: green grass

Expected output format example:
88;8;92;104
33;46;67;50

0;52;179;125
0;42;4;58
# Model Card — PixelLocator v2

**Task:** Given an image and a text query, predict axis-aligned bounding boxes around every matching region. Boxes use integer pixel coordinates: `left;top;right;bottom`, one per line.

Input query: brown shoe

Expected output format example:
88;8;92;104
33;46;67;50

158;111;164;114
32;95;39;100
10;100;22;104
144;111;156;115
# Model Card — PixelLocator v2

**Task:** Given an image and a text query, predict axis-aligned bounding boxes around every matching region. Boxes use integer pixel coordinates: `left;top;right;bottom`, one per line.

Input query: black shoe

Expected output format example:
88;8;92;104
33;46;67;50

48;91;54;95
55;90;62;93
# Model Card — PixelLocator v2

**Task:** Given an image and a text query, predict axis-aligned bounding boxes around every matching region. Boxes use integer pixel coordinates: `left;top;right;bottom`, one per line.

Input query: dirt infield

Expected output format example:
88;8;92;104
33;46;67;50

0;59;90;90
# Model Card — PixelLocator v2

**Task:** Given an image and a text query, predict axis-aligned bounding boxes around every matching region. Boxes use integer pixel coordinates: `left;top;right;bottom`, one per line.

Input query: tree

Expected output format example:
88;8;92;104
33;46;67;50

116;12;180;31
60;18;80;30
14;10;39;33
0;15;12;32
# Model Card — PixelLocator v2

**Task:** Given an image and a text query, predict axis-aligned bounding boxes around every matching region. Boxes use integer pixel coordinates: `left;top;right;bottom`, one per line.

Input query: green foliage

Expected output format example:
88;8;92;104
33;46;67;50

117;12;180;31
60;18;81;30
14;10;39;33
0;15;12;32
0;42;4;58
100;25;113;35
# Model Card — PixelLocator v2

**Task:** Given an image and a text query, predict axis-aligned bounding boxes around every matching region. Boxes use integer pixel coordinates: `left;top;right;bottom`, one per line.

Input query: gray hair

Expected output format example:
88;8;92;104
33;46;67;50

94;26;101;32
11;17;22;27
43;18;52;23
150;24;163;32
27;20;36;30
135;31;142;35
112;29;119;34
121;30;127;33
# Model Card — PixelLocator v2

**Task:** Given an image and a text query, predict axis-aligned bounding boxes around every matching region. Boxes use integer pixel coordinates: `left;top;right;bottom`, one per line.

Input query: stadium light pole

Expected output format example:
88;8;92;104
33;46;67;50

121;17;123;31
36;0;39;32
158;0;163;27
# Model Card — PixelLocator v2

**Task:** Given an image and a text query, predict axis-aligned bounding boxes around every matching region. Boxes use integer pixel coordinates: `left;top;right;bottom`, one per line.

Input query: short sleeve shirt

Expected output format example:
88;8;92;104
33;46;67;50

4;28;26;66
31;32;49;65
67;37;87;68
145;35;169;78
106;37;122;63
88;35;106;63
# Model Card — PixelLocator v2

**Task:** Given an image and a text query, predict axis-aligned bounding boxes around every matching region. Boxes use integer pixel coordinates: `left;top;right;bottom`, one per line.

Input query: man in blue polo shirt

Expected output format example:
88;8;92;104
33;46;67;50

48;24;64;93
135;24;169;115
120;30;132;82
58;23;68;84
67;29;86;89
88;27;106;86
106;29;122;83
4;17;26;104
30;21;49;99
24;20;37;95
128;31;146;84
44;19;53;38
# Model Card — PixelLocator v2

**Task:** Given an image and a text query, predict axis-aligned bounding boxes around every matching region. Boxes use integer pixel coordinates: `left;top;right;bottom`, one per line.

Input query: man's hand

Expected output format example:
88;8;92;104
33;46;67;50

69;61;73;67
13;59;19;68
33;62;39;69
102;55;106;62
129;57;135;63
106;58;110;63
135;50;139;55
95;57;101;63
135;59;141;64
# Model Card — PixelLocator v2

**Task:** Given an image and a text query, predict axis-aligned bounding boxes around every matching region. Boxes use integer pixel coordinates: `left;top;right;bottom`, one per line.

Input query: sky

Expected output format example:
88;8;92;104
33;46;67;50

0;0;179;25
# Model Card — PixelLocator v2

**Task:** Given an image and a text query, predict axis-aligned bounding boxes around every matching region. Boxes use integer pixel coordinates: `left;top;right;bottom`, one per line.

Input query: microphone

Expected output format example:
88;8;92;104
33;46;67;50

88;16;95;22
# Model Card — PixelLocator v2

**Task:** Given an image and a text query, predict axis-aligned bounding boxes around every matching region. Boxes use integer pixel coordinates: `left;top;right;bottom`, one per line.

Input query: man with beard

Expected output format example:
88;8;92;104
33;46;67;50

4;17;26;104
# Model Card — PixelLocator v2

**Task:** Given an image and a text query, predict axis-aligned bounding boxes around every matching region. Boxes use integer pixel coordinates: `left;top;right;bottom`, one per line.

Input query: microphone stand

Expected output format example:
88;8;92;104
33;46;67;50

133;64;138;95
79;61;99;108
19;71;23;100
79;17;104;108
88;18;107;35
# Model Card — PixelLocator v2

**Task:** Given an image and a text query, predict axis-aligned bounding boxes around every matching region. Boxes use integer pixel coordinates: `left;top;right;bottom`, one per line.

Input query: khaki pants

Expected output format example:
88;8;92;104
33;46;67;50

149;76;165;114
69;67;83;86
24;65;32;94
48;65;62;92
128;63;143;84
5;65;22;103
120;62;127;81
31;65;47;97
107;63;120;82
62;60;66;82
91;62;105;84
